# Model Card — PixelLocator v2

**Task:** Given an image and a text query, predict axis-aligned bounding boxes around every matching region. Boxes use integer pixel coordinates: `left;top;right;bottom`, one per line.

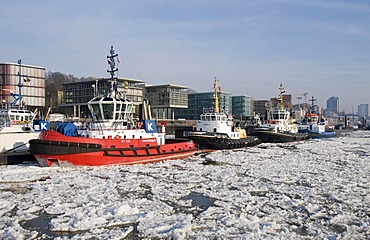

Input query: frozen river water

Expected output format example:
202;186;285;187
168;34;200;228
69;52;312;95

0;130;369;239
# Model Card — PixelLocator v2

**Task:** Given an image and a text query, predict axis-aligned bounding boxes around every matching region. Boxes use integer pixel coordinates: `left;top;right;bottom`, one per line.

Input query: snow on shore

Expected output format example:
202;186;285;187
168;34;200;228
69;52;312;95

0;131;369;239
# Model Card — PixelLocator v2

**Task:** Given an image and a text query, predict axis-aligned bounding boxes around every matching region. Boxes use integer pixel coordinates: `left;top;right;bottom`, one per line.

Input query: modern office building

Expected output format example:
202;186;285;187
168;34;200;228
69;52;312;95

326;96;339;114
270;94;293;113
0;61;45;110
144;84;189;120
254;100;269;121
358;104;369;118
232;95;254;120
60;77;144;118
176;91;232;120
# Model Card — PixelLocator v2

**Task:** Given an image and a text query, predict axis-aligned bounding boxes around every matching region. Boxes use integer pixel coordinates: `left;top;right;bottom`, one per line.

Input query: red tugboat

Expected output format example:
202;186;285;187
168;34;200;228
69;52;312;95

29;46;197;167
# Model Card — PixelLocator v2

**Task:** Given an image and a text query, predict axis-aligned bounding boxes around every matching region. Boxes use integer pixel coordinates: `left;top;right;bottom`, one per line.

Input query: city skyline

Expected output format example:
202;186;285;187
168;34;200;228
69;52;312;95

1;1;369;112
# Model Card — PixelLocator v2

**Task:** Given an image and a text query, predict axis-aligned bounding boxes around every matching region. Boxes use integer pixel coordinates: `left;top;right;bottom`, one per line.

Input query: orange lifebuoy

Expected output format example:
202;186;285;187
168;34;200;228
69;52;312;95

114;135;121;139
137;121;143;128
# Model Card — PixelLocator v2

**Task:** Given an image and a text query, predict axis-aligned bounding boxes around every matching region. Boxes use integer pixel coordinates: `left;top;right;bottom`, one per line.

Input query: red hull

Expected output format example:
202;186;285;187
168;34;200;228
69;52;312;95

30;130;197;167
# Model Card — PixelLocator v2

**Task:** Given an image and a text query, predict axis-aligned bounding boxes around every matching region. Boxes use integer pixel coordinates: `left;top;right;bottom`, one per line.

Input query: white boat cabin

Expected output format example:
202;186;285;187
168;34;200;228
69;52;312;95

298;113;327;133
262;108;298;133
194;109;245;139
0;109;35;133
78;93;166;145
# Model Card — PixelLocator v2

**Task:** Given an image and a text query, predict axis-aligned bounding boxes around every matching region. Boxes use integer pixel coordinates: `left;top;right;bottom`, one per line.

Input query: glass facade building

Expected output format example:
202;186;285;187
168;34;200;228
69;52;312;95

145;84;189;120
232;95;254;120
175;91;232;120
327;96;339;114
61;77;144;118
358;104;369;118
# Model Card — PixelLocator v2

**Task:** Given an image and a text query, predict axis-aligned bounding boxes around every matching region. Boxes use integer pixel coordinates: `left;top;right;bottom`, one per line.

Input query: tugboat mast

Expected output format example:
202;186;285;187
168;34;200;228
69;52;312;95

309;96;317;113
107;45;119;91
18;59;23;109
213;77;220;113
11;59;27;109
278;83;286;111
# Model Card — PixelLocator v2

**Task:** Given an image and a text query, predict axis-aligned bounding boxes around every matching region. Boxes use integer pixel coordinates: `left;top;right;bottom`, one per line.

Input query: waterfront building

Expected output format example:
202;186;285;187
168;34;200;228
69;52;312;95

144;84;189;120
270;94;292;112
232;95;254;120
175;91;232;120
254;100;269;121
358;104;369;118
326;96;339;114
0;61;45;111
60;77;144;118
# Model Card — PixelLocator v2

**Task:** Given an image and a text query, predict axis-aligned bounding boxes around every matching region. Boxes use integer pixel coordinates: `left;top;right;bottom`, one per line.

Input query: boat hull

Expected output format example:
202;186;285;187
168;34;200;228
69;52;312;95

187;133;261;149
0;132;40;153
306;131;337;139
29;130;197;167
252;129;309;143
0;132;39;165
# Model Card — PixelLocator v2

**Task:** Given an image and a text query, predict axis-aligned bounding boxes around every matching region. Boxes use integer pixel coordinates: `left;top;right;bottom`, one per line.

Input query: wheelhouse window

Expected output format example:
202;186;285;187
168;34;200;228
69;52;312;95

102;103;114;120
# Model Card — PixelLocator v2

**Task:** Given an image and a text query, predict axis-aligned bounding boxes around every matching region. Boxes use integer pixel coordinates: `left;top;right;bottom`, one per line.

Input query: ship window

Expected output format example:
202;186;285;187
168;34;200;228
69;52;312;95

91;104;101;120
102;103;114;120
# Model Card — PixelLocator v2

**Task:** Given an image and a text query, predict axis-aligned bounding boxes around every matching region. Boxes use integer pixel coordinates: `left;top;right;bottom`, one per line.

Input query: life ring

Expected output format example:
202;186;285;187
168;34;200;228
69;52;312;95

214;137;219;142
114;135;121;139
11;120;16;125
220;138;224;143
137;121;143;128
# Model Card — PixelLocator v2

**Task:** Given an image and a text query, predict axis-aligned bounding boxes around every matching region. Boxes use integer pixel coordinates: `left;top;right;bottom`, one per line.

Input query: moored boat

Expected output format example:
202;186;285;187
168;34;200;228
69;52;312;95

0;60;49;164
252;83;309;143
186;78;261;149
298;112;336;139
29;46;197;167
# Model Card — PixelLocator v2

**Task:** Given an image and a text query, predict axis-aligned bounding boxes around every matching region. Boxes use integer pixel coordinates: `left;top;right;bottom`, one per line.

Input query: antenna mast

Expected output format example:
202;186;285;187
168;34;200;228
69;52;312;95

309;96;317;113
278;83;286;110
213;77;220;113
11;59;27;109
107;45;119;91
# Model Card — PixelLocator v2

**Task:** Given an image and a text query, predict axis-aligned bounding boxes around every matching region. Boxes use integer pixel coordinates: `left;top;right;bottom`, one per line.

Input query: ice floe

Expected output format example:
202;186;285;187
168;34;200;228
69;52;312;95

0;131;369;239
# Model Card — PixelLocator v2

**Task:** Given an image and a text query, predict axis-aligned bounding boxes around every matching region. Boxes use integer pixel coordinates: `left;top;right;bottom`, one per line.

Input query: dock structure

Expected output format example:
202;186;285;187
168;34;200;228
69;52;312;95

0;151;36;165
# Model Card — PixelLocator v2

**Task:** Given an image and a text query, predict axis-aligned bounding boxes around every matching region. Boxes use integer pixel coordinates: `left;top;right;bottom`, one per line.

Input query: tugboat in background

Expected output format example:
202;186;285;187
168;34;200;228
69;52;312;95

0;59;49;165
29;46;197;167
297;96;336;139
186;78;261;149
251;83;309;143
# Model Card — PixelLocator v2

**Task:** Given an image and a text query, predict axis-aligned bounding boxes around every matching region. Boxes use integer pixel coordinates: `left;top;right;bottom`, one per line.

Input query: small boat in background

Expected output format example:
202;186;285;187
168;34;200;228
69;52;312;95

29;46;197;167
252;83;309;143
298;112;336;139
0;60;49;164
186;78;261;149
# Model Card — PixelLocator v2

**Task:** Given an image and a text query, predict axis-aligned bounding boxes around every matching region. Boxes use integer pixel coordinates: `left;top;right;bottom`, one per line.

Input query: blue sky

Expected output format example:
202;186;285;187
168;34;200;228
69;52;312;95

1;0;369;112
